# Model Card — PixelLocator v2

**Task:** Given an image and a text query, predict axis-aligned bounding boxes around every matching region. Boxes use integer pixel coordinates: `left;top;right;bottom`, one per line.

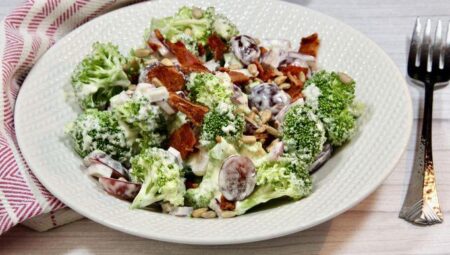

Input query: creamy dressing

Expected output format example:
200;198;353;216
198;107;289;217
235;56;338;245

303;84;321;110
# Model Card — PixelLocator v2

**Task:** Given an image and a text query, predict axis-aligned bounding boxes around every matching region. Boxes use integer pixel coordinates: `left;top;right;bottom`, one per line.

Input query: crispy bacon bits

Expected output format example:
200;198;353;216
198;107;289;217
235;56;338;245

207;33;227;61
279;65;309;77
155;29;209;73
220;195;236;211
168;92;209;126
227;71;250;85
147;65;185;92
253;60;276;82
147;41;160;52
299;33;320;57
279;65;308;101
169;123;197;159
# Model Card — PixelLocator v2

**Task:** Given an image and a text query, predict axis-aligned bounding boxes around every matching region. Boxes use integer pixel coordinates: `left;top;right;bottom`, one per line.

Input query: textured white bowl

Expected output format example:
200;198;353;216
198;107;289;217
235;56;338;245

15;0;412;245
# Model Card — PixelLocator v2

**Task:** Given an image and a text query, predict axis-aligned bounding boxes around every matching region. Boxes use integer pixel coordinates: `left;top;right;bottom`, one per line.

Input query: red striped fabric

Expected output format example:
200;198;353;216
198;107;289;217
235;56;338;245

0;0;142;235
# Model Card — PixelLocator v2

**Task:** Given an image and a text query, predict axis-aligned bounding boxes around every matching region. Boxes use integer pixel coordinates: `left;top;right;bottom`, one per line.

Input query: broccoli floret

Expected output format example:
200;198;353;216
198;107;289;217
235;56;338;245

212;13;239;40
234;158;312;215
66;109;132;163
185;140;238;208
200;102;245;146
303;71;361;146
149;6;214;44
282;103;326;164
71;42;130;110
148;6;239;45
110;85;167;149
187;72;233;109
114;99;166;148
185;189;215;209
130;148;185;208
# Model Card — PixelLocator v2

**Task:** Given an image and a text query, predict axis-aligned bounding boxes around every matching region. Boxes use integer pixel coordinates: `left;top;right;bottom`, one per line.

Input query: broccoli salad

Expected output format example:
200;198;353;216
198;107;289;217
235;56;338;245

66;6;364;219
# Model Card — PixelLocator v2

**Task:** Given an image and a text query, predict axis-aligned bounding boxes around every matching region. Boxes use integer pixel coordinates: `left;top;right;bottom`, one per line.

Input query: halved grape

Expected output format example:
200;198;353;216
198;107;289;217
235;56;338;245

231;35;261;66
219;155;256;201
249;83;291;115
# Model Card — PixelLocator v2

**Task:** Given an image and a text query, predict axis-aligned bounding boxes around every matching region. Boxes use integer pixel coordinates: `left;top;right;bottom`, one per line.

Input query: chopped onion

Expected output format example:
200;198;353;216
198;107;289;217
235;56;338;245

204;60;220;72
261;48;288;69
86;163;113;178
287;52;316;62
83;151;129;180
170;207;193;217
260;39;292;51
187;149;209;176
156;100;176;115
168;147;183;167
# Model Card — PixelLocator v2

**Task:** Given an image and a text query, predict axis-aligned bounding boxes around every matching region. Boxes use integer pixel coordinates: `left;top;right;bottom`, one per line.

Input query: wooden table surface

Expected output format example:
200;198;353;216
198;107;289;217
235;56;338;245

1;0;450;254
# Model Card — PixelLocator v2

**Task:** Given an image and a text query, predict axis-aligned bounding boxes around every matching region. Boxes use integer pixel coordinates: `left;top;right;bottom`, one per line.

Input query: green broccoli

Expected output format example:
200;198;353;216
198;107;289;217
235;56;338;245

303;71;362;146
234;158;312;215
212;13;239;40
149;6;214;45
65;109;132;163
110;86;167;149
130;148;185;208
282;103;326;164
148;6;239;46
185;140;238;208
200;102;245;146
71;42;130;110
187;72;233;109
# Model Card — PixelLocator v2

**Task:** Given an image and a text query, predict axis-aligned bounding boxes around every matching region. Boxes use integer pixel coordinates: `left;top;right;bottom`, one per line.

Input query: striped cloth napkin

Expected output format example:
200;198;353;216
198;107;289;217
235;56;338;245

0;0;143;235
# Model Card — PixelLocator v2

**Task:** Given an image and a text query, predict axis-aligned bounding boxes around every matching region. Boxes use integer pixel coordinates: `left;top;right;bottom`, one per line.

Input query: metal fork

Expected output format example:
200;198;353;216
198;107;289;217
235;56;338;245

399;18;450;225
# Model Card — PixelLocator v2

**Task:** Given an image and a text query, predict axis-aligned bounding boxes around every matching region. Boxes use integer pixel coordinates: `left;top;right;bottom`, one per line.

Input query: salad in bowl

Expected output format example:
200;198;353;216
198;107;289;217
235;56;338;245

65;6;364;219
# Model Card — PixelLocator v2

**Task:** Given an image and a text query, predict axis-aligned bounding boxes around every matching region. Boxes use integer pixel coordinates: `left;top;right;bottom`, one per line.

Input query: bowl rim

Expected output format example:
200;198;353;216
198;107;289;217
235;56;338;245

14;0;413;245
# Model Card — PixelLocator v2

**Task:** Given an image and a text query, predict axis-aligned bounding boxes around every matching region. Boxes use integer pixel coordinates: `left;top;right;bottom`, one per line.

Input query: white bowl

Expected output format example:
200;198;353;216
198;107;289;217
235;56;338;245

15;0;412;245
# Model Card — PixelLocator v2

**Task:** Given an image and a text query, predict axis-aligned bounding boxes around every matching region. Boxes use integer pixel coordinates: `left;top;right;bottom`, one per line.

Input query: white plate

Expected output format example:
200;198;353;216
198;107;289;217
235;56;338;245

15;0;412;245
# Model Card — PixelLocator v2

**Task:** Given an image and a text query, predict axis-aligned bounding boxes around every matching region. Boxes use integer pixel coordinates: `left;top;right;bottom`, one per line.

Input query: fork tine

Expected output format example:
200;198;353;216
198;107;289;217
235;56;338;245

445;21;450;69
432;20;443;70
419;19;432;72
408;18;422;76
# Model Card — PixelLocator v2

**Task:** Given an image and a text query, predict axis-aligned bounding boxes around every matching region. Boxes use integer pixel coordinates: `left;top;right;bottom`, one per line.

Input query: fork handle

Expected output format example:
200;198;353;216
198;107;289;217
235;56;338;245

399;83;443;224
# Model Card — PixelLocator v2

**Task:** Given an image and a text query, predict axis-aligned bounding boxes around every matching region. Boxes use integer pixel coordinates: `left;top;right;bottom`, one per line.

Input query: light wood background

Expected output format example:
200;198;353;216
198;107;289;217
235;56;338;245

1;0;450;254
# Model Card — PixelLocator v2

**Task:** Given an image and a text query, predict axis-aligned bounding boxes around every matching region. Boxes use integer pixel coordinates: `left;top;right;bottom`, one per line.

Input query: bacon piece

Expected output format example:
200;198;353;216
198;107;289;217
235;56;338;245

155;29;209;73
169;123;197;159
279;65;308;77
227;71;250;85
220;195;236;211
218;67;230;72
253;60;276;81
279;65;308;102
259;46;268;56
168;92;209;126
147;41;160;52
154;29;165;41
299;33;320;57
147;65;185;92
286;82;303;102
286;72;304;102
207;33;227;61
